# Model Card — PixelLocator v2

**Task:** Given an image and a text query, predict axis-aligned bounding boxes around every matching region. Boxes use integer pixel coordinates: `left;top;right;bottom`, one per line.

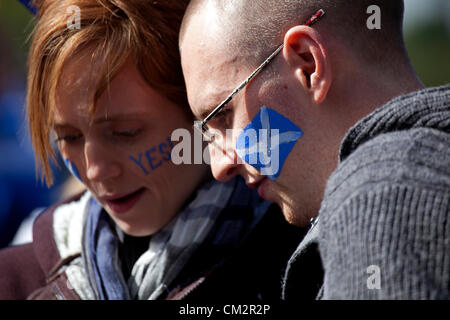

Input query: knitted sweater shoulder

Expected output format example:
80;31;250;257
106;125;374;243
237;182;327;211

318;85;450;299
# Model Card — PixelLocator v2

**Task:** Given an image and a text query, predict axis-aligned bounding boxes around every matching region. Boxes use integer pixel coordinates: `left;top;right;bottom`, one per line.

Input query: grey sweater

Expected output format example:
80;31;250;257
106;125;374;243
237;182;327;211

318;84;450;299
282;85;450;300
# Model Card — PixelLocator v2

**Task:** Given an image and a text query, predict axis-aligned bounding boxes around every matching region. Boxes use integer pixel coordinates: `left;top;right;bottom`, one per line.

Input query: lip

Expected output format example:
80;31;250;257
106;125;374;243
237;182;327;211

103;188;146;214
257;178;269;200
246;177;269;200
246;175;265;188
246;180;261;190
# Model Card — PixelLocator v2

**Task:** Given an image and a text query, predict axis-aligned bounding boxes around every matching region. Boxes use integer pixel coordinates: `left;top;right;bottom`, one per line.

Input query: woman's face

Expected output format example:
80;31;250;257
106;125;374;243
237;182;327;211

54;54;208;236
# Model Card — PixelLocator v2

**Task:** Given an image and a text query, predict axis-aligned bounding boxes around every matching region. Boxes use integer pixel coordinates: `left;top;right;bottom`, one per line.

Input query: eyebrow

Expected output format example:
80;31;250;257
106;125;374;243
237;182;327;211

198;107;216;121
52;123;76;131
92;113;145;124
196;85;237;122
52;112;147;129
198;103;231;122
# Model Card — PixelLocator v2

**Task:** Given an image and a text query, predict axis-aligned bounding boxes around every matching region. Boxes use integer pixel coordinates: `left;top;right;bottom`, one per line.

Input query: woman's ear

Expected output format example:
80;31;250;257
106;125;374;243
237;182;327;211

283;26;332;104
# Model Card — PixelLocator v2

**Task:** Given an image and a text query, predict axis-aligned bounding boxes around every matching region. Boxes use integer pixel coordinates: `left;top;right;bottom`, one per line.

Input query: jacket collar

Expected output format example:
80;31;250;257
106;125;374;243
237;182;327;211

282;220;324;300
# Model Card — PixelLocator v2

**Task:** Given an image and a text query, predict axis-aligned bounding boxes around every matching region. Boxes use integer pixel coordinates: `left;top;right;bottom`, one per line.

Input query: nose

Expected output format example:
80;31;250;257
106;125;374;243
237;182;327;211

209;142;240;182
84;142;121;182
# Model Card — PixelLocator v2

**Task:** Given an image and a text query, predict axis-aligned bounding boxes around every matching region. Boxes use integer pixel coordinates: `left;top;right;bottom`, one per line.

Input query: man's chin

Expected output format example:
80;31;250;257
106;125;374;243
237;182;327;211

278;200;312;227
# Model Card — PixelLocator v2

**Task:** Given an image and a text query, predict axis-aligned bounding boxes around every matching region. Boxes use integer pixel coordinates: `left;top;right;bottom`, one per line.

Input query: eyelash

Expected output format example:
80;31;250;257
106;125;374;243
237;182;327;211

55;129;142;144
112;129;142;138
210;107;231;128
55;134;82;144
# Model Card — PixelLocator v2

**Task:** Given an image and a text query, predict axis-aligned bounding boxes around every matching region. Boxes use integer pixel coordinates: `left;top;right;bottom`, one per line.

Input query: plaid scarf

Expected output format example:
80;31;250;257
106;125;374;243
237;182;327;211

83;177;268;300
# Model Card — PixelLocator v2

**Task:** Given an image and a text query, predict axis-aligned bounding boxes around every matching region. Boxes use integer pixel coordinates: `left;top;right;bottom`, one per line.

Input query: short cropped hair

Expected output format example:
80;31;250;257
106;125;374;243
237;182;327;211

27;0;189;185
181;0;406;67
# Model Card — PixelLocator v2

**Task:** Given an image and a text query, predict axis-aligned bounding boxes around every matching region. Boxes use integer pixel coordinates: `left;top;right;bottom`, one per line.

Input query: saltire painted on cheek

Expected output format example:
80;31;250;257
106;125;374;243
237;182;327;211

64;158;82;182
236;106;303;180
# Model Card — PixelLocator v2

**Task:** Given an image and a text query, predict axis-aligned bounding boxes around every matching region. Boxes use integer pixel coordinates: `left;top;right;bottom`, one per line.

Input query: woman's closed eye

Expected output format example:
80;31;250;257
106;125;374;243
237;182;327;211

112;128;143;138
55;133;83;143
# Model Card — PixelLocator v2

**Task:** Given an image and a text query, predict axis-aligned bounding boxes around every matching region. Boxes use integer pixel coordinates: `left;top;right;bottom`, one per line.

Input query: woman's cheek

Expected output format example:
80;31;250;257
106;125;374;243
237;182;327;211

63;158;83;182
128;137;174;176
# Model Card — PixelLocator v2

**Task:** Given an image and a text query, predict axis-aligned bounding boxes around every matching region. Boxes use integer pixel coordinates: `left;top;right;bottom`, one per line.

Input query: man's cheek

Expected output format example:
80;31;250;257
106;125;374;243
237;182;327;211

236;106;303;180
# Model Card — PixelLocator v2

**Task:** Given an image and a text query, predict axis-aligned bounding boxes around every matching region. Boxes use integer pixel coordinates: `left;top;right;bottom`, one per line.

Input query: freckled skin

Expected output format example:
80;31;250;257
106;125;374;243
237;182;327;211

54;54;209;236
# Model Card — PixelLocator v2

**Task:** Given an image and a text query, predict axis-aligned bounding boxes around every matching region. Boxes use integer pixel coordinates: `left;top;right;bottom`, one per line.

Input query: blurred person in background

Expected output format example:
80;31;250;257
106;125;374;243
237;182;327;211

0;28;65;248
0;0;302;300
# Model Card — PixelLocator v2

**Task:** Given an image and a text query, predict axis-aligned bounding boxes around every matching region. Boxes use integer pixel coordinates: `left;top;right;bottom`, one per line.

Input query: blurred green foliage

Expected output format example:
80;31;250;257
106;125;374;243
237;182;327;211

0;0;35;75
405;22;450;87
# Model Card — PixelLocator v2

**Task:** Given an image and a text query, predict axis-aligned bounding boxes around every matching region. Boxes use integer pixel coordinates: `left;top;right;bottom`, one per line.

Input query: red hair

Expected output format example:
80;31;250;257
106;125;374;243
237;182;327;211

27;0;189;185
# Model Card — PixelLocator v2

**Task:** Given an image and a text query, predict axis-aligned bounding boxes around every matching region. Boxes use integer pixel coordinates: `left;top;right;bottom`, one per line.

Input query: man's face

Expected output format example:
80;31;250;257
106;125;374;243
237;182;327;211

181;17;321;226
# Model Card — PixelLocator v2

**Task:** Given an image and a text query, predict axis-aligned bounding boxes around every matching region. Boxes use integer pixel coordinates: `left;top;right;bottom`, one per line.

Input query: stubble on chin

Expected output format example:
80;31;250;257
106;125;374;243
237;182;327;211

267;183;314;227
278;201;311;227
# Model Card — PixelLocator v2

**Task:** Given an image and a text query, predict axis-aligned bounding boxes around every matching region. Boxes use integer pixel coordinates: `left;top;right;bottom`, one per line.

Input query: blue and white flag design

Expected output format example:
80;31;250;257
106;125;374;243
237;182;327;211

236;106;303;180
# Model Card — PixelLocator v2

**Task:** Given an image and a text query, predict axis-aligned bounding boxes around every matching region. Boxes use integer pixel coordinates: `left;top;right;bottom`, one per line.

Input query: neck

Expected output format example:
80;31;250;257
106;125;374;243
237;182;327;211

338;65;424;127
315;65;425;202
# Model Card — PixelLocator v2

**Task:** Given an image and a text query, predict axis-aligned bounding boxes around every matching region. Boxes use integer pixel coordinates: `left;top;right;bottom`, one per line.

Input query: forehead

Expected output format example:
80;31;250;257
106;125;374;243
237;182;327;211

54;51;98;120
181;16;252;119
54;55;174;124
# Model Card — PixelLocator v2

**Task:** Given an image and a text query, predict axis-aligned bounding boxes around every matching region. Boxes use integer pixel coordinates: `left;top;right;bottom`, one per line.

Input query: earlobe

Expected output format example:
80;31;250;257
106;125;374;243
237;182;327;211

283;26;332;104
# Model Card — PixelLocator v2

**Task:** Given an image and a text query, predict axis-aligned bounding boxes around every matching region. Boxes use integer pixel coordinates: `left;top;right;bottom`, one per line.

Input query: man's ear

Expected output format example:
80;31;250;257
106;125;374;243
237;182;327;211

283;26;331;104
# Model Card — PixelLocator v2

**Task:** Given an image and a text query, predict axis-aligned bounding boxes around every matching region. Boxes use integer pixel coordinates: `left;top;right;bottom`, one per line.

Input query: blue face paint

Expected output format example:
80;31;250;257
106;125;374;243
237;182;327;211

64;158;82;182
236;106;303;180
129;136;174;175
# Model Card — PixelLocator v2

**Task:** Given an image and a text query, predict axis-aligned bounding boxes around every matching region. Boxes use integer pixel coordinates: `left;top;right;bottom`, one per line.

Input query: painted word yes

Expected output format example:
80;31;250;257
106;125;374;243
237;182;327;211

129;137;173;175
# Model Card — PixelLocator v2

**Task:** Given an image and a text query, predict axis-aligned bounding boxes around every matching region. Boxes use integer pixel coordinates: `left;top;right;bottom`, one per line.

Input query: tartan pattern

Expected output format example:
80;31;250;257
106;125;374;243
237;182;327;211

83;177;268;300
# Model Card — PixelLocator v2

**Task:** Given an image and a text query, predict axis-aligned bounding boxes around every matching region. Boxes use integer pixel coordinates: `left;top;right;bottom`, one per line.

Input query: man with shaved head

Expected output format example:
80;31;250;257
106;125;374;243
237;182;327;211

180;0;450;299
